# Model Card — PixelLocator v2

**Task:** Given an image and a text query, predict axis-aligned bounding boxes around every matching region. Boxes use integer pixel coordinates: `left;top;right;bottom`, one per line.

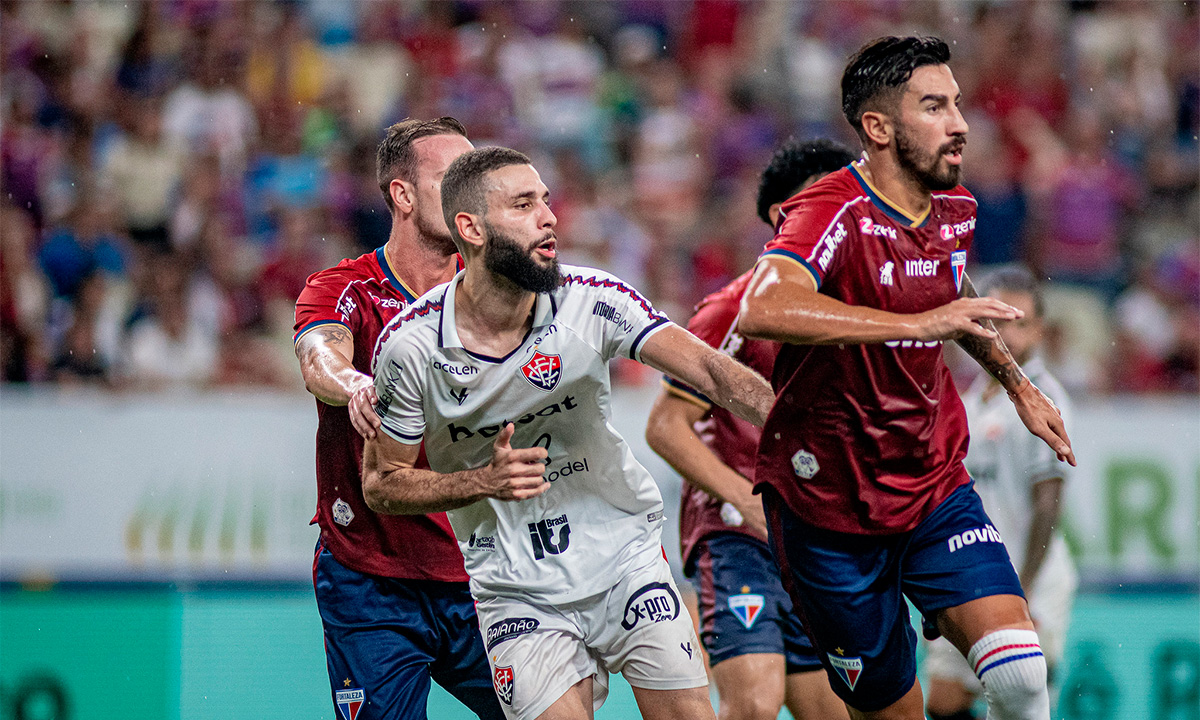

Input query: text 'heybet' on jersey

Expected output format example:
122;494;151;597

370;265;676;605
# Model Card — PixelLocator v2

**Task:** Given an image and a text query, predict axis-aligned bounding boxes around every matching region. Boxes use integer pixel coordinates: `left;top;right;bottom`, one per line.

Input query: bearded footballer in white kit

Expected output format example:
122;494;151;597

362;146;775;720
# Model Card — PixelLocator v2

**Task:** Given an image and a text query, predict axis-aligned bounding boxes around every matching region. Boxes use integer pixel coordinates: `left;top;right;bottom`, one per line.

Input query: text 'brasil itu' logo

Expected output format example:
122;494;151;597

522;351;562;392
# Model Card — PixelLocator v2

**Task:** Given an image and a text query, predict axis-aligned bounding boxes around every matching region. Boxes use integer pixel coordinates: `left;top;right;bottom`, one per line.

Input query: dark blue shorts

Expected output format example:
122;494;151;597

689;533;823;672
763;482;1024;712
313;540;504;720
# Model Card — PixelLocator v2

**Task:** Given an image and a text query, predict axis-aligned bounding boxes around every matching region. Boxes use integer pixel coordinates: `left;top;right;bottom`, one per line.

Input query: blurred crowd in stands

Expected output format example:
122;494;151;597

1;0;1196;394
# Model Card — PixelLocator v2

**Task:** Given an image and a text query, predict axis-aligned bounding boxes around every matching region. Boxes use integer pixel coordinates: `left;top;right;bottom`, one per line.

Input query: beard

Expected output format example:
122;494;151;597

415;207;458;255
483;223;562;293
895;122;964;191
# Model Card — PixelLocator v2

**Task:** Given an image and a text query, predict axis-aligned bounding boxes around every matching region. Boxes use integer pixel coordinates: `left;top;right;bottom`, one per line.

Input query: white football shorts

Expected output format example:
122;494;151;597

474;552;708;720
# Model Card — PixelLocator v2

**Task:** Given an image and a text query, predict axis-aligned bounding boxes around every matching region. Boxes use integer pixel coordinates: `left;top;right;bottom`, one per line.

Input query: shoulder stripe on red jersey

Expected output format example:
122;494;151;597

374;246;418;303
293;319;349;345
761;249;822;291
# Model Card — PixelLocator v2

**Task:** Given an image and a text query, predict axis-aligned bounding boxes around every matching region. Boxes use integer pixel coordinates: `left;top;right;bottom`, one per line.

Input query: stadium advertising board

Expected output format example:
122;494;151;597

0;391;1196;582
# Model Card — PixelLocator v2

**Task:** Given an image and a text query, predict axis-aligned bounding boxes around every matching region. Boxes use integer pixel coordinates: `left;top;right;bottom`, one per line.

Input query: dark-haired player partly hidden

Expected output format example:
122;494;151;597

738;37;1075;720
645;138;855;720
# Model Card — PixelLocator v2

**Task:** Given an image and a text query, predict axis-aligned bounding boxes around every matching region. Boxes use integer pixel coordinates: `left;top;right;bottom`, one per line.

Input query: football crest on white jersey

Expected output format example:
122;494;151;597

879;262;895;286
521;351;562;391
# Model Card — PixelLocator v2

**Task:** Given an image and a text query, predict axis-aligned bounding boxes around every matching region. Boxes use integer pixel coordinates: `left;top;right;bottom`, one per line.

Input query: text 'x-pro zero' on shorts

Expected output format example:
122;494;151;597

473;551;708;720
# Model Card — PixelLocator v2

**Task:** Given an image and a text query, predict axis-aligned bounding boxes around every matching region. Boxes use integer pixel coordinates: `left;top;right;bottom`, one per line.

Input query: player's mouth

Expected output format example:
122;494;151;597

943;140;966;166
534;236;557;259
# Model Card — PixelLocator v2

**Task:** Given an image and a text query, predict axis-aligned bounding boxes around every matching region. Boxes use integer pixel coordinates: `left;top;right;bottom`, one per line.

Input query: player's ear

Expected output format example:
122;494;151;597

454;211;486;251
389;178;415;215
860;111;892;148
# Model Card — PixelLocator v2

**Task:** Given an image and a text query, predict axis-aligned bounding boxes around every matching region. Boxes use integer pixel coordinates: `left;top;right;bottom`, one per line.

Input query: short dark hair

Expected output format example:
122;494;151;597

376;117;469;211
977;265;1044;318
841;36;951;142
756;138;856;225
440;146;532;246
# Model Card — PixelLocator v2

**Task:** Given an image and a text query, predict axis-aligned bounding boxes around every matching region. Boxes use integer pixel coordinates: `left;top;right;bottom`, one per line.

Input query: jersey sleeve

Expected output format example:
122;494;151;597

563;269;671;362
759;194;853;291
372;338;427;445
293;267;357;345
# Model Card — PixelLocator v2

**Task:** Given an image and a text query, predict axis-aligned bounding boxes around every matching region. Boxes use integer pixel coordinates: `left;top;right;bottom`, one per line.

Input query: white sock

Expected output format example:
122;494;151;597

967;628;1050;720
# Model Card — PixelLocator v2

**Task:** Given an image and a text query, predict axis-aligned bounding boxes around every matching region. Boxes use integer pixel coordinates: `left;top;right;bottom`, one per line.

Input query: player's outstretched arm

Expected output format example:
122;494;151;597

362;423;550;515
738;256;1023;345
645;391;768;540
1021;477;1065;589
639;324;774;428
954;274;1075;466
295;325;381;439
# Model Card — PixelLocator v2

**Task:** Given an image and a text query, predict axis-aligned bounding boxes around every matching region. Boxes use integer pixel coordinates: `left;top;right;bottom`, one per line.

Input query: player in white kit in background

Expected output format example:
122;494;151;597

362;146;776;720
924;266;1077;720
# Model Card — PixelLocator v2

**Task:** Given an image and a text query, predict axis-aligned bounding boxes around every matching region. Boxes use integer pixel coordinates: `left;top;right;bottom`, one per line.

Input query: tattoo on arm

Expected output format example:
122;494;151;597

954;274;1028;391
316;325;352;346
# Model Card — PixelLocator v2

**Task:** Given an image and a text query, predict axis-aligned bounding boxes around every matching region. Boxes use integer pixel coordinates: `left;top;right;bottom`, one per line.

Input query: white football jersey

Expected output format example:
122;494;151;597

962;355;1076;592
372;265;674;604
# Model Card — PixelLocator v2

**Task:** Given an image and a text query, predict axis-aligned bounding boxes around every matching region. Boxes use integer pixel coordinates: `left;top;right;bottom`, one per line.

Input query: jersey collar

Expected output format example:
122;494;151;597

437;271;556;351
374;246;419;303
849;162;930;229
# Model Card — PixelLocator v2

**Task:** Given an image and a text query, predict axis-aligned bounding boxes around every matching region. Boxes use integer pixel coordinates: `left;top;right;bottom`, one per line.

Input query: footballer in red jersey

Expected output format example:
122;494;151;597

739;38;1074;720
294;118;502;720
647;139;853;720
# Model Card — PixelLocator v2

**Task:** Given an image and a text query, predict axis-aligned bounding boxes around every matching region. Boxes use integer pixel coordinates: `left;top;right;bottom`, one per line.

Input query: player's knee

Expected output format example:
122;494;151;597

967;629;1049;720
720;694;781;720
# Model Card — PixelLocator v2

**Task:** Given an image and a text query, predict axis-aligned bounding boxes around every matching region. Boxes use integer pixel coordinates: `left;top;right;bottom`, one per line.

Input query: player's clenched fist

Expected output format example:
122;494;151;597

483;424;550;502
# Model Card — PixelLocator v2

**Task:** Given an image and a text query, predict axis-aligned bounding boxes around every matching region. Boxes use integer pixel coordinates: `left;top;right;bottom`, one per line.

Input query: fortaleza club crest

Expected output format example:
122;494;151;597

521;351;562;392
335;688;364;720
828;653;864;691
951;250;967;293
728;592;766;629
493;665;515;706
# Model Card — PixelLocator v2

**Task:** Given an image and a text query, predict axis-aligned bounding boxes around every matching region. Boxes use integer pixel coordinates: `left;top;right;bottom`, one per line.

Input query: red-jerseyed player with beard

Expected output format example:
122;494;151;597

294;117;503;720
738;37;1075;720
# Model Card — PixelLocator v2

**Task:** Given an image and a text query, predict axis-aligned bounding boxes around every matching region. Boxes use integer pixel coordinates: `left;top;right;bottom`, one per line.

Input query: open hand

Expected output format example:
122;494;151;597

1011;382;1076;466
916;298;1023;342
349;380;382;439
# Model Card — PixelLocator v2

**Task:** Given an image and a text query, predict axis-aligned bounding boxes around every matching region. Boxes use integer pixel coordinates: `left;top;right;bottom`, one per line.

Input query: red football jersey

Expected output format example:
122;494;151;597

755;163;975;535
294;247;468;581
668;271;780;569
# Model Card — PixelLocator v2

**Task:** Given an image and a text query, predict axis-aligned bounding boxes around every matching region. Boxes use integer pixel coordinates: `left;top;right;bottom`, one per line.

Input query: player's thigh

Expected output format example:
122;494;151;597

762;488;919;714
428;584;506;720
784;668;850;720
690;534;790;666
898;483;1030;655
314;546;440;719
711;653;786;720
589;554;708;692
630;685;716;720
474;595;604;720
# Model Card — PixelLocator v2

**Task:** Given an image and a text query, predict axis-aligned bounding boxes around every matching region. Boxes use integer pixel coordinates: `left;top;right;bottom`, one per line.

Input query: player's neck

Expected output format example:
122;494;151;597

455;266;536;352
383;226;458;297
857;155;932;219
